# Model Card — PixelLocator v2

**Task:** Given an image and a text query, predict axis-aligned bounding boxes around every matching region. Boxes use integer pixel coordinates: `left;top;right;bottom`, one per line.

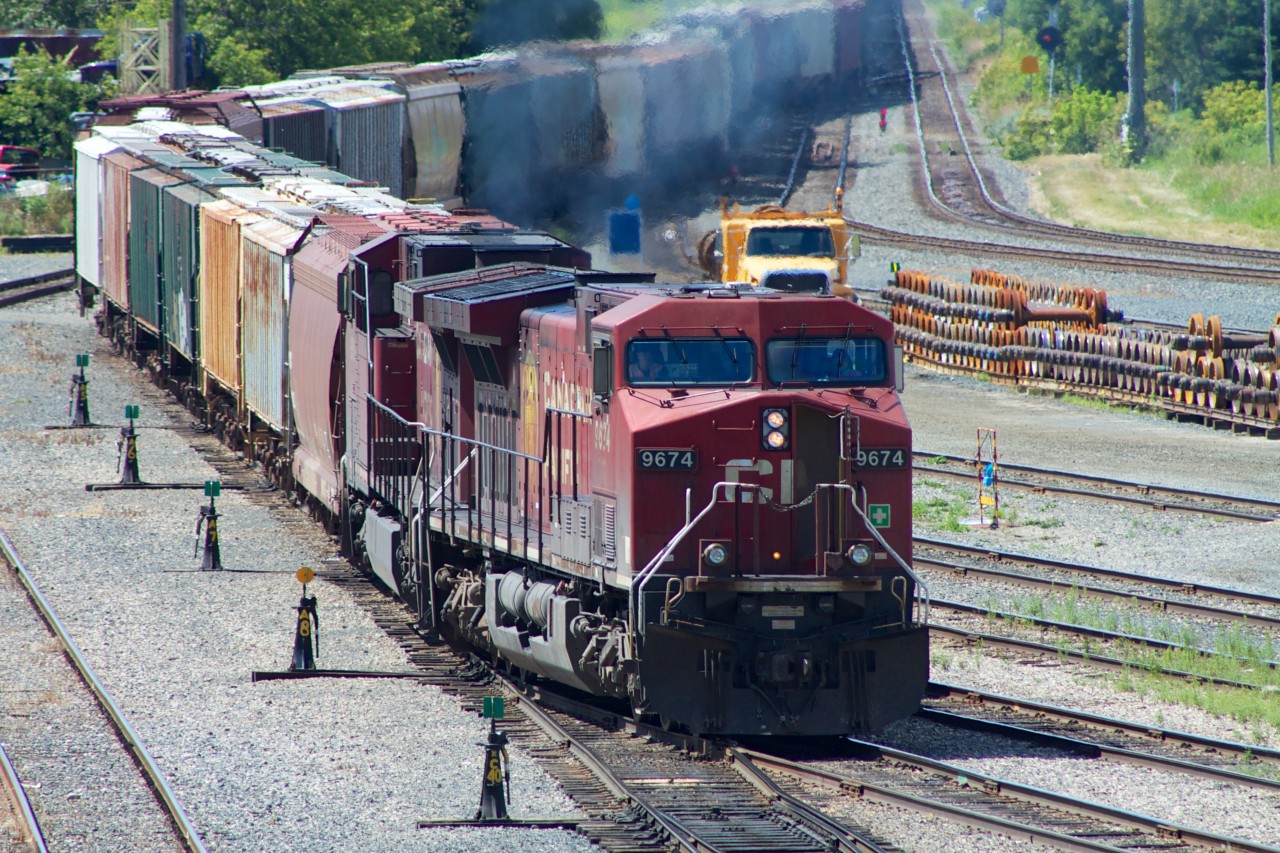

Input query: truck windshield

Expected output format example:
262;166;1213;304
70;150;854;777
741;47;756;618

627;338;755;387
745;227;833;257
766;337;887;386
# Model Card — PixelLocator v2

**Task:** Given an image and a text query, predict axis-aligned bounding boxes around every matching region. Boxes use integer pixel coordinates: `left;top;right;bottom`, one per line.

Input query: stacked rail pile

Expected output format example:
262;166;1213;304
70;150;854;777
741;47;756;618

885;269;1280;437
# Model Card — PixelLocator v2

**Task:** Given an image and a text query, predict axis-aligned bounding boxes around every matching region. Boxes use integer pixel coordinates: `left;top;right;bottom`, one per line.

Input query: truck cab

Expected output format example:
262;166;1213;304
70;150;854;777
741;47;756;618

706;204;860;299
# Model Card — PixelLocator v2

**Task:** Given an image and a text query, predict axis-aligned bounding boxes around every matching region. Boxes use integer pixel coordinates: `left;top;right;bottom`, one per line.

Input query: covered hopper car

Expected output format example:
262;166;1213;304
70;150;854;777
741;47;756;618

95;0;896;221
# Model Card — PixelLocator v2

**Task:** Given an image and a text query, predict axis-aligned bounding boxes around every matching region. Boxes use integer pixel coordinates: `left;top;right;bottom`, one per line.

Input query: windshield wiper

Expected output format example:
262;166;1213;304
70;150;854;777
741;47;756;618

788;323;807;381
661;328;688;365
713;329;738;366
834;324;854;375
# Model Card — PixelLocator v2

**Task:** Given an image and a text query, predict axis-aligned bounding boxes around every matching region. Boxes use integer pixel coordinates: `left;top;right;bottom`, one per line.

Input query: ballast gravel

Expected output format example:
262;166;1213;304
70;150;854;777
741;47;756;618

0;291;591;852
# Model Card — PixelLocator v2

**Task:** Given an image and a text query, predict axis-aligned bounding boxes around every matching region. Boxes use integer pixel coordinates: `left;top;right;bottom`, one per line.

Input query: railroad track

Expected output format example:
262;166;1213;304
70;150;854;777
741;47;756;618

742;739;1280;853
0;741;45;853
0;267;75;308
934;596;1280;673
320;549;1280;853
915;536;1280;630
522;683;895;853
893;0;1280;275
931;621;1262;691
923;682;1280;793
913;449;1280;521
315;557;896;852
0;531;205;852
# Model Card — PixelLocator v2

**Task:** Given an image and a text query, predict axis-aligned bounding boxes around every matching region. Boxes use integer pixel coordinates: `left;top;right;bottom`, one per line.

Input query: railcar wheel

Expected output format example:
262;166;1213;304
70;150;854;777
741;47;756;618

392;540;420;614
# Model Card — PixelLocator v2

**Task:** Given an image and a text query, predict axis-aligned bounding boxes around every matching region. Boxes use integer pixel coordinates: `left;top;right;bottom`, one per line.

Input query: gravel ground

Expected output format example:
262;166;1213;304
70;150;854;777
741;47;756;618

8;24;1280;852
0;252;72;284
0;291;592;852
0;549;178;852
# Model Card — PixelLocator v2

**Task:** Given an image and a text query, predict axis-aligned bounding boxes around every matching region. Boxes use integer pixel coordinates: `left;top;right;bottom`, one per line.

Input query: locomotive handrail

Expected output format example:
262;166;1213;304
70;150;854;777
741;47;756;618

632;480;742;638
367;398;591;567
843;483;930;625
428;446;477;507
631;481;931;638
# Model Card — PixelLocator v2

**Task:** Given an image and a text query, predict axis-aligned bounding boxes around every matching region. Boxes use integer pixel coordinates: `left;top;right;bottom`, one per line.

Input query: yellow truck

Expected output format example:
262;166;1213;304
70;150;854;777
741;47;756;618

698;203;860;298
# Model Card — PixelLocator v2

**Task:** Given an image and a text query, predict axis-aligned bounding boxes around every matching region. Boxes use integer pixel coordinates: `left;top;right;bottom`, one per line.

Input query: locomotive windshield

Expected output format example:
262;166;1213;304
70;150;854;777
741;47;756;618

626;338;755;387
766;337;887;386
745;227;833;257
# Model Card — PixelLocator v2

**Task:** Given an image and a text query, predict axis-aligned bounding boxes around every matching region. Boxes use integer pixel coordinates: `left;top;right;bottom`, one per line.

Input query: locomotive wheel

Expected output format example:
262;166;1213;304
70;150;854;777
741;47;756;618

392;541;419;612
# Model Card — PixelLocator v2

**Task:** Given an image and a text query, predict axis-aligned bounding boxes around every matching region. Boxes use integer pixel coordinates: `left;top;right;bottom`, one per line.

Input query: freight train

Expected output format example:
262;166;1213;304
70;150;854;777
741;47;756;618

94;0;896;223
73;111;928;735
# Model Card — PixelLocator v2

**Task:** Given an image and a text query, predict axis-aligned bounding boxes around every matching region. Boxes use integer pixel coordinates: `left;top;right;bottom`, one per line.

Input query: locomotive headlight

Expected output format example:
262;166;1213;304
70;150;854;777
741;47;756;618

762;408;789;450
846;542;874;568
702;542;729;568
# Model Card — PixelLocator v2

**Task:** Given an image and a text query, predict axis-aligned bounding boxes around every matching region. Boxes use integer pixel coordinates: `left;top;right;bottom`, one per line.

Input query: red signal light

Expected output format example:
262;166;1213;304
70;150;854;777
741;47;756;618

1036;26;1063;53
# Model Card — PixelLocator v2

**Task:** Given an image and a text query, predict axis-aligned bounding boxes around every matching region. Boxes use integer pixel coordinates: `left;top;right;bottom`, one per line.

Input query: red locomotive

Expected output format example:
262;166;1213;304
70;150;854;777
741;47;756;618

338;262;929;735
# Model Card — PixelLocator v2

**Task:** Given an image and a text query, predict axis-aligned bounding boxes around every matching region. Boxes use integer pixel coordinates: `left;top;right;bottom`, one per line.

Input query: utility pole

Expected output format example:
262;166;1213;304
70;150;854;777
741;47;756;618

1123;0;1146;161
171;0;186;90
1267;0;1275;167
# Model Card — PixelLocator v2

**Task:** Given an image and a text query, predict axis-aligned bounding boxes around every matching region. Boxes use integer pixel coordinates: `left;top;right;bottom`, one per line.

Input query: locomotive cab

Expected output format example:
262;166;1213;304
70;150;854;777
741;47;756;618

586;283;928;734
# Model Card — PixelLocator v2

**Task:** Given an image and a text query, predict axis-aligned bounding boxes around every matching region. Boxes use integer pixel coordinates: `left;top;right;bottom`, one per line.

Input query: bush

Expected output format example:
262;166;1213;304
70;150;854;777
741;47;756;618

1004;106;1051;159
0;185;75;236
1199;80;1266;139
1050;87;1123;155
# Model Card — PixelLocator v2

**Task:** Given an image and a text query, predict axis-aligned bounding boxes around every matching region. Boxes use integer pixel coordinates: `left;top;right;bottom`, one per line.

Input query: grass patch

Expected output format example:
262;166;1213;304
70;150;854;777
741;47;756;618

981;589;1280;692
1059;392;1116;411
1023;153;1280;251
913;493;970;532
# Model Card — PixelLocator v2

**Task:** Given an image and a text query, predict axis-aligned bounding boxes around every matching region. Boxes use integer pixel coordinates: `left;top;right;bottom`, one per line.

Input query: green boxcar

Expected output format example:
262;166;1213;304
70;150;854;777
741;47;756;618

128;168;184;336
161;183;215;363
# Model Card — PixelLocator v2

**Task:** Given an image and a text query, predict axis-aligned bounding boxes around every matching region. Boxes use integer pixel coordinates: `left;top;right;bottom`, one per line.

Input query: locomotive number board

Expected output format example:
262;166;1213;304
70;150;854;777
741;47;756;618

636;448;697;470
854;448;909;468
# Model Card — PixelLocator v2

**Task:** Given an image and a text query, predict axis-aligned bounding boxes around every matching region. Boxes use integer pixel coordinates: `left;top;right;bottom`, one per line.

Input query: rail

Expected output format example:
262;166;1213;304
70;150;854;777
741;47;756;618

0;530;207;852
0;742;47;853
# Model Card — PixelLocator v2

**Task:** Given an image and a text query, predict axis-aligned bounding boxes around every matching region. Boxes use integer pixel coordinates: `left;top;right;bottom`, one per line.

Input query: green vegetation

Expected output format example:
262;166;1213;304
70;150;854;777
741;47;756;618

980;589;1280;693
913;492;970;532
1118;670;1280;744
0;185;74;236
926;0;1280;244
0;49;107;160
6;0;608;90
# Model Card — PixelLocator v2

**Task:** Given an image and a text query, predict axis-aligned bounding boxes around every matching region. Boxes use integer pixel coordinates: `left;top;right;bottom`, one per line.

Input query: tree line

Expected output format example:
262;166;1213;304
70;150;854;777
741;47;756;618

0;0;603;159
998;0;1274;114
1;0;604;87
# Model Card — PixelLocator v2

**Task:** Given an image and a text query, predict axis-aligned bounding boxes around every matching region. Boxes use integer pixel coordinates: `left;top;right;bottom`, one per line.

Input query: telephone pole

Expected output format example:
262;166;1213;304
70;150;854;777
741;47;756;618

1267;0;1275;167
171;0;186;90
1123;0;1146;161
